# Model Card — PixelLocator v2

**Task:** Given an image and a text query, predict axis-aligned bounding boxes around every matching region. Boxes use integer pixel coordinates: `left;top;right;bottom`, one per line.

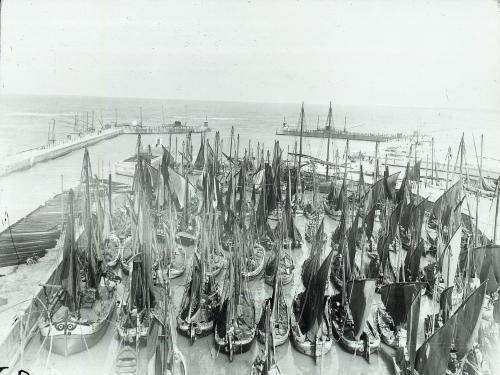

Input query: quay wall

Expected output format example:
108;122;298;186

0;128;123;177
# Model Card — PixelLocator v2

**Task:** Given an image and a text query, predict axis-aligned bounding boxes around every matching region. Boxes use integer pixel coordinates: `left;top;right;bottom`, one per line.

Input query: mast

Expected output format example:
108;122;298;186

494;177;500;244
431;137;434;183
326;101;332;178
297;103;304;188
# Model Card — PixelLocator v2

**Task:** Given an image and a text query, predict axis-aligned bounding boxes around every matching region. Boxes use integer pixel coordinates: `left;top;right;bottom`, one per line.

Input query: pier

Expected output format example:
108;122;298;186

276;127;399;142
0;128;122;177
0;122;211;177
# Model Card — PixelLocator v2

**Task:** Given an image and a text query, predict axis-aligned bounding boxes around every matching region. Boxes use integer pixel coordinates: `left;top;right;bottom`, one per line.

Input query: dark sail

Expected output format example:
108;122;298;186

332;204;348;245
363;204;376;239
412;197;427;244
300;250;334;333
194;139;205;170
80;148;100;294
379;282;423;327
473;245;500;293
363;172;401;214
439;286;454;322
406;239;424;281
335;180;346;211
452;281;487;360
347;279;376;340
415;315;456;375
431;181;461;230
407;293;421;372
347;211;360;275
61;189;80;312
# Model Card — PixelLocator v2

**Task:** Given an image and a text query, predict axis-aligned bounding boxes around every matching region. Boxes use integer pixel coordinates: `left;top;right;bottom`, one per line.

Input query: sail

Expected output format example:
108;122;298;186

439;286;454;322
431;181;461;229
414;315;456;375
379;282;423;327
363;172;401;213
407;293;421;372
406;240;424;281
180;253;202;320
411;197;427;244
60;189;81;312
473;244;500;293
301;250;334;333
335;180;346;211
347;211;360;275
363;204;376;239
331;204;348;245
326;181;337;204
452;281;487;360
194;139;205;170
80;148;101;293
379;202;402;269
347;279;376;340
439;224;462;287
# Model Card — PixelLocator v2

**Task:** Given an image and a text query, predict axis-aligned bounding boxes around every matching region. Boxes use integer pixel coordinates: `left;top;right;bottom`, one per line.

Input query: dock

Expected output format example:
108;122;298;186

120;123;211;135
0;122;211;177
0;128;122;177
276;127;399;142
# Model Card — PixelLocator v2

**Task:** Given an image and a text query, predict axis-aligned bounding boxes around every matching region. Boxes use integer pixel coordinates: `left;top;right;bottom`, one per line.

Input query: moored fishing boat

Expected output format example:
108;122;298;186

375;282;424;348
291;222;333;359
39;150;118;356
329;279;380;360
176;251;220;344
214;244;256;361
149;278;187;375
252;304;282;375
258;238;290;347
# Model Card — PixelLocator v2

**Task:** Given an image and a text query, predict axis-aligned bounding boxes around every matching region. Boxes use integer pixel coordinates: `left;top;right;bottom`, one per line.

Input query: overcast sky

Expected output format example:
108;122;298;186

1;0;499;109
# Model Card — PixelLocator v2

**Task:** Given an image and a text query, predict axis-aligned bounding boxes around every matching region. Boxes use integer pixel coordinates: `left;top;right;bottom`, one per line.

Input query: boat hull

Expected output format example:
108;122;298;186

39;299;116;356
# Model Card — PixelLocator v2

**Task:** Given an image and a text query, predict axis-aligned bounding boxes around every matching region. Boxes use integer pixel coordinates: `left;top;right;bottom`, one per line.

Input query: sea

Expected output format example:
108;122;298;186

1;94;500;375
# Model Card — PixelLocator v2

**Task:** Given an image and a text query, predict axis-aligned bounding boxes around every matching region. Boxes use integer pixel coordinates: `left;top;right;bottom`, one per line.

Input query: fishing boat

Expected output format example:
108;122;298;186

39;150;118;356
258;238;290;347
329;279;380;360
252;304;282;375
116;152;158;345
214;245;256;361
149;278;187;375
175;176;198;247
176;251;220;344
303;162;323;220
375;282;424;348
291;221;333;359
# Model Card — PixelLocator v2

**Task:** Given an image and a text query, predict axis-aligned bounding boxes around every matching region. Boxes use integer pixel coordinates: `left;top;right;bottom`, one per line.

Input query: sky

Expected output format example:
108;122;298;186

1;0;500;109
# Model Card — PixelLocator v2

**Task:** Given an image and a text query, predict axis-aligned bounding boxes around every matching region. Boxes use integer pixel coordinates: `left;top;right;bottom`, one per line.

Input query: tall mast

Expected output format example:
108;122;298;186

297;102;304;189
494;177;500;244
326;101;332;178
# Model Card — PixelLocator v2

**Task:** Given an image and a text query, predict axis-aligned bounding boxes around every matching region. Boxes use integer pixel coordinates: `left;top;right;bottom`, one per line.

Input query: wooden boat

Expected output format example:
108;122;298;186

264;251;294;286
243;243;266;279
291;241;333;359
214;247;256;361
117;149;158;344
149;282;187;375
375;282;424;348
176;251;220;344
252;304;282;375
393;282;488;375
258;242;290;347
39;151;117;356
329;279;380;360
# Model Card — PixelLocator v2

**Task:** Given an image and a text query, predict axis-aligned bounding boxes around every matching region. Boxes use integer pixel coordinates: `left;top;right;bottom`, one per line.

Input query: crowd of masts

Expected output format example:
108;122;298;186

33;101;500;375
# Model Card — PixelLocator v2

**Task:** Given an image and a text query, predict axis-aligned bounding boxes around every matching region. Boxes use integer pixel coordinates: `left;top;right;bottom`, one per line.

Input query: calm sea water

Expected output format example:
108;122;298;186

1;94;500;374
